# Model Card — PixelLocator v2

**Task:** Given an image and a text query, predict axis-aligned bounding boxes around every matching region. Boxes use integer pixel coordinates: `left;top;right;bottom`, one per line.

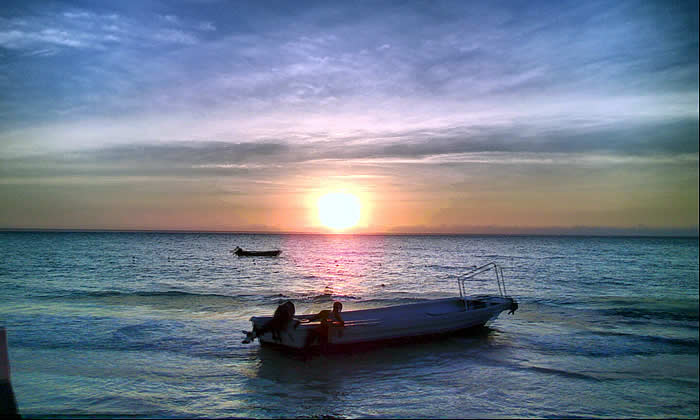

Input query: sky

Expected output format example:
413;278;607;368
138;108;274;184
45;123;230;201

0;0;698;235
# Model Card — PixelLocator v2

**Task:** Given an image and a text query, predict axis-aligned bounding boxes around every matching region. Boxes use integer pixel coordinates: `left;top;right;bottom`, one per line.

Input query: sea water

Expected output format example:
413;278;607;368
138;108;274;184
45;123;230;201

0;232;697;418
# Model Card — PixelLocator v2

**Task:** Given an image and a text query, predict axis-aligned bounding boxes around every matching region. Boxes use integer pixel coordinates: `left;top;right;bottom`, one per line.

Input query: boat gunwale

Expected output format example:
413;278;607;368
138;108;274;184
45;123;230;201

250;296;511;325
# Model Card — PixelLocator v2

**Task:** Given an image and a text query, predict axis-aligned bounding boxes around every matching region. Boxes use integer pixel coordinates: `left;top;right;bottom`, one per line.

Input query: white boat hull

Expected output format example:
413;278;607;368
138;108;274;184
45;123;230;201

250;296;515;351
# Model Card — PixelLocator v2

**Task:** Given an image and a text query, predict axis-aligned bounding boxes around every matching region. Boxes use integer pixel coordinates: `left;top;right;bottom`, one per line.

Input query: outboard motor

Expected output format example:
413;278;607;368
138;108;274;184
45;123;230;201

242;300;297;344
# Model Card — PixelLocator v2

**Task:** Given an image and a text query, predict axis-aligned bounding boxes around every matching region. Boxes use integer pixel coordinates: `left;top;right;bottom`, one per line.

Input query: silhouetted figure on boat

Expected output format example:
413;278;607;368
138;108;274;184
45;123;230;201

303;301;345;350
242;301;298;343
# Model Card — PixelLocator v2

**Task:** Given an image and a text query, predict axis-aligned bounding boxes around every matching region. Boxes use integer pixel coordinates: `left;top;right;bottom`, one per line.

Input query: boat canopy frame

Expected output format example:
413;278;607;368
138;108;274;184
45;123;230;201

457;262;508;299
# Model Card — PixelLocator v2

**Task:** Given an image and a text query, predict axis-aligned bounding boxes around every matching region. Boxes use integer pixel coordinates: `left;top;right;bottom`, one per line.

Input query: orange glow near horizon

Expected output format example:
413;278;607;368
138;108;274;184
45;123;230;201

317;192;362;231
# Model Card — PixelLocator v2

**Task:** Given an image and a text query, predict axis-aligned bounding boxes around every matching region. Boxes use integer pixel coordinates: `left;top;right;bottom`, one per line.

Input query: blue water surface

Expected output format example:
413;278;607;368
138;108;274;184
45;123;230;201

0;232;697;418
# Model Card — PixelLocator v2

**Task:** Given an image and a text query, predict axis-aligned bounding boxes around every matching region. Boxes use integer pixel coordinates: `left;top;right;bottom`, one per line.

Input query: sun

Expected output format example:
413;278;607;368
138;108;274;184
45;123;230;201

317;192;362;231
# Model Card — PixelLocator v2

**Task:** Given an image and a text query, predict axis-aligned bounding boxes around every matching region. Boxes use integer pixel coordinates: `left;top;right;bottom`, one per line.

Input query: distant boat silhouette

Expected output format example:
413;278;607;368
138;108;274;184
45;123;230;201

231;246;282;257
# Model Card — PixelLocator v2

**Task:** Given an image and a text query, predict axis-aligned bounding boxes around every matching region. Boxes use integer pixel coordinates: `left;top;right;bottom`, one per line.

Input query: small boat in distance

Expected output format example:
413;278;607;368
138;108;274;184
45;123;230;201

232;246;282;257
243;262;518;353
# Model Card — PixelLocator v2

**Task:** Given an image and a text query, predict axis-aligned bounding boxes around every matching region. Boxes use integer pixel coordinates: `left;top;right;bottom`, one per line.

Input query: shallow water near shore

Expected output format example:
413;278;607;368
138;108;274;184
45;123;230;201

0;232;698;418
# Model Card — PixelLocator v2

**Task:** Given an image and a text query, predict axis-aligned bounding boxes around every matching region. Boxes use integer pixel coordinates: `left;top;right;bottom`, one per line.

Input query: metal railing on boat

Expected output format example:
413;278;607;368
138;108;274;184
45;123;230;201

457;262;508;298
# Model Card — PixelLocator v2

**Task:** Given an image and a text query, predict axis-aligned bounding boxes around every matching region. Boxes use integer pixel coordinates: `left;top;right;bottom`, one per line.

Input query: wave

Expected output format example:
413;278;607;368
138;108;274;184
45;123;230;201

73;290;245;298
35;289;367;312
599;307;699;322
421;264;464;271
42;289;254;301
34;290;296;313
591;329;699;349
527;296;699;323
299;292;362;303
523;365;602;382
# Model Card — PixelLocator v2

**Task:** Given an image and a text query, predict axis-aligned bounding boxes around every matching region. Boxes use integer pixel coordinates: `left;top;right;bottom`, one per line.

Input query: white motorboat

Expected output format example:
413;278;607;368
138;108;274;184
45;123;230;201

245;262;518;352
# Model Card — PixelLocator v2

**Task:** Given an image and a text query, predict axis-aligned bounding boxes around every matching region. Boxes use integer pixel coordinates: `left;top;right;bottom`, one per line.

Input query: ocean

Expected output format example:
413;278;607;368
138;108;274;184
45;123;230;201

0;232;697;418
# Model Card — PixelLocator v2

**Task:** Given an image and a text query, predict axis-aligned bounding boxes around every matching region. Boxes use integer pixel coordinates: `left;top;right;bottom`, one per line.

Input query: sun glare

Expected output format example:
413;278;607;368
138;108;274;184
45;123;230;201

317;192;362;231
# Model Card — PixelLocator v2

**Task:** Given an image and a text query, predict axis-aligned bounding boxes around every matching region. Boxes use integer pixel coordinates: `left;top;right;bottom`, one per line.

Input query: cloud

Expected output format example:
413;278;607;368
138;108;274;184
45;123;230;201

0;0;696;133
1;115;696;185
198;21;216;31
0;2;697;187
0;27;91;49
0;8;201;53
161;14;179;24
152;29;197;45
385;224;699;236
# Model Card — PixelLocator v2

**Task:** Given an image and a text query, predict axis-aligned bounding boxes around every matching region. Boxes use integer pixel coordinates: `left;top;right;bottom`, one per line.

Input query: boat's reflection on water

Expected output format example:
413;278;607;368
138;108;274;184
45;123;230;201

253;325;502;379
243;326;508;417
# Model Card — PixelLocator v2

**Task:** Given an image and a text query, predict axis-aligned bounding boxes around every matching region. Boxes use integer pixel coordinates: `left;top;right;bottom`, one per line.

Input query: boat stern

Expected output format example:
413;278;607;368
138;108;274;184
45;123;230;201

248;316;309;349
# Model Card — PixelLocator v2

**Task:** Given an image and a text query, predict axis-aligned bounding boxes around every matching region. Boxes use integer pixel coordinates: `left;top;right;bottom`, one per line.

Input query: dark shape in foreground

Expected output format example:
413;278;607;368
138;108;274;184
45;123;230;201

232;246;282;257
242;262;518;354
1;327;20;419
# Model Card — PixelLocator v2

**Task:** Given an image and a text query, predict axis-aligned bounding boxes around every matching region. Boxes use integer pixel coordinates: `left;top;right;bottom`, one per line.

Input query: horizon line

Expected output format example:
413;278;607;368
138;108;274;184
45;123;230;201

1;227;698;238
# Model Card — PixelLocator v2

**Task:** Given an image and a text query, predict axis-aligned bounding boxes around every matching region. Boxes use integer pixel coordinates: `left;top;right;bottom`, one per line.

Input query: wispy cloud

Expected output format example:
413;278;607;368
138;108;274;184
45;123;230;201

1;0;696;130
2;116;696;180
198;21;216;32
0;9;202;54
0;0;697;232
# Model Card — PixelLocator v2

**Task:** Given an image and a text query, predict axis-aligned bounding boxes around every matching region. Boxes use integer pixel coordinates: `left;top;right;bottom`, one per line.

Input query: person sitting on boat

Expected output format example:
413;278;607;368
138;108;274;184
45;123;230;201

302;301;344;326
242;300;299;343
303;301;344;349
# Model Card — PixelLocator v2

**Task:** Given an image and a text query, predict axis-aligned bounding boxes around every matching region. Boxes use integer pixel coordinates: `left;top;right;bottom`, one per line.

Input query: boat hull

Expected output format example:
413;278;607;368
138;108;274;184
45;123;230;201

233;249;282;257
250;296;514;351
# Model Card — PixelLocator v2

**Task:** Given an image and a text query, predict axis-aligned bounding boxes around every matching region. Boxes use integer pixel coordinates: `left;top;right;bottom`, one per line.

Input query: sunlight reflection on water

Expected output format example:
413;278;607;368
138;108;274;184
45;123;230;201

0;232;697;418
